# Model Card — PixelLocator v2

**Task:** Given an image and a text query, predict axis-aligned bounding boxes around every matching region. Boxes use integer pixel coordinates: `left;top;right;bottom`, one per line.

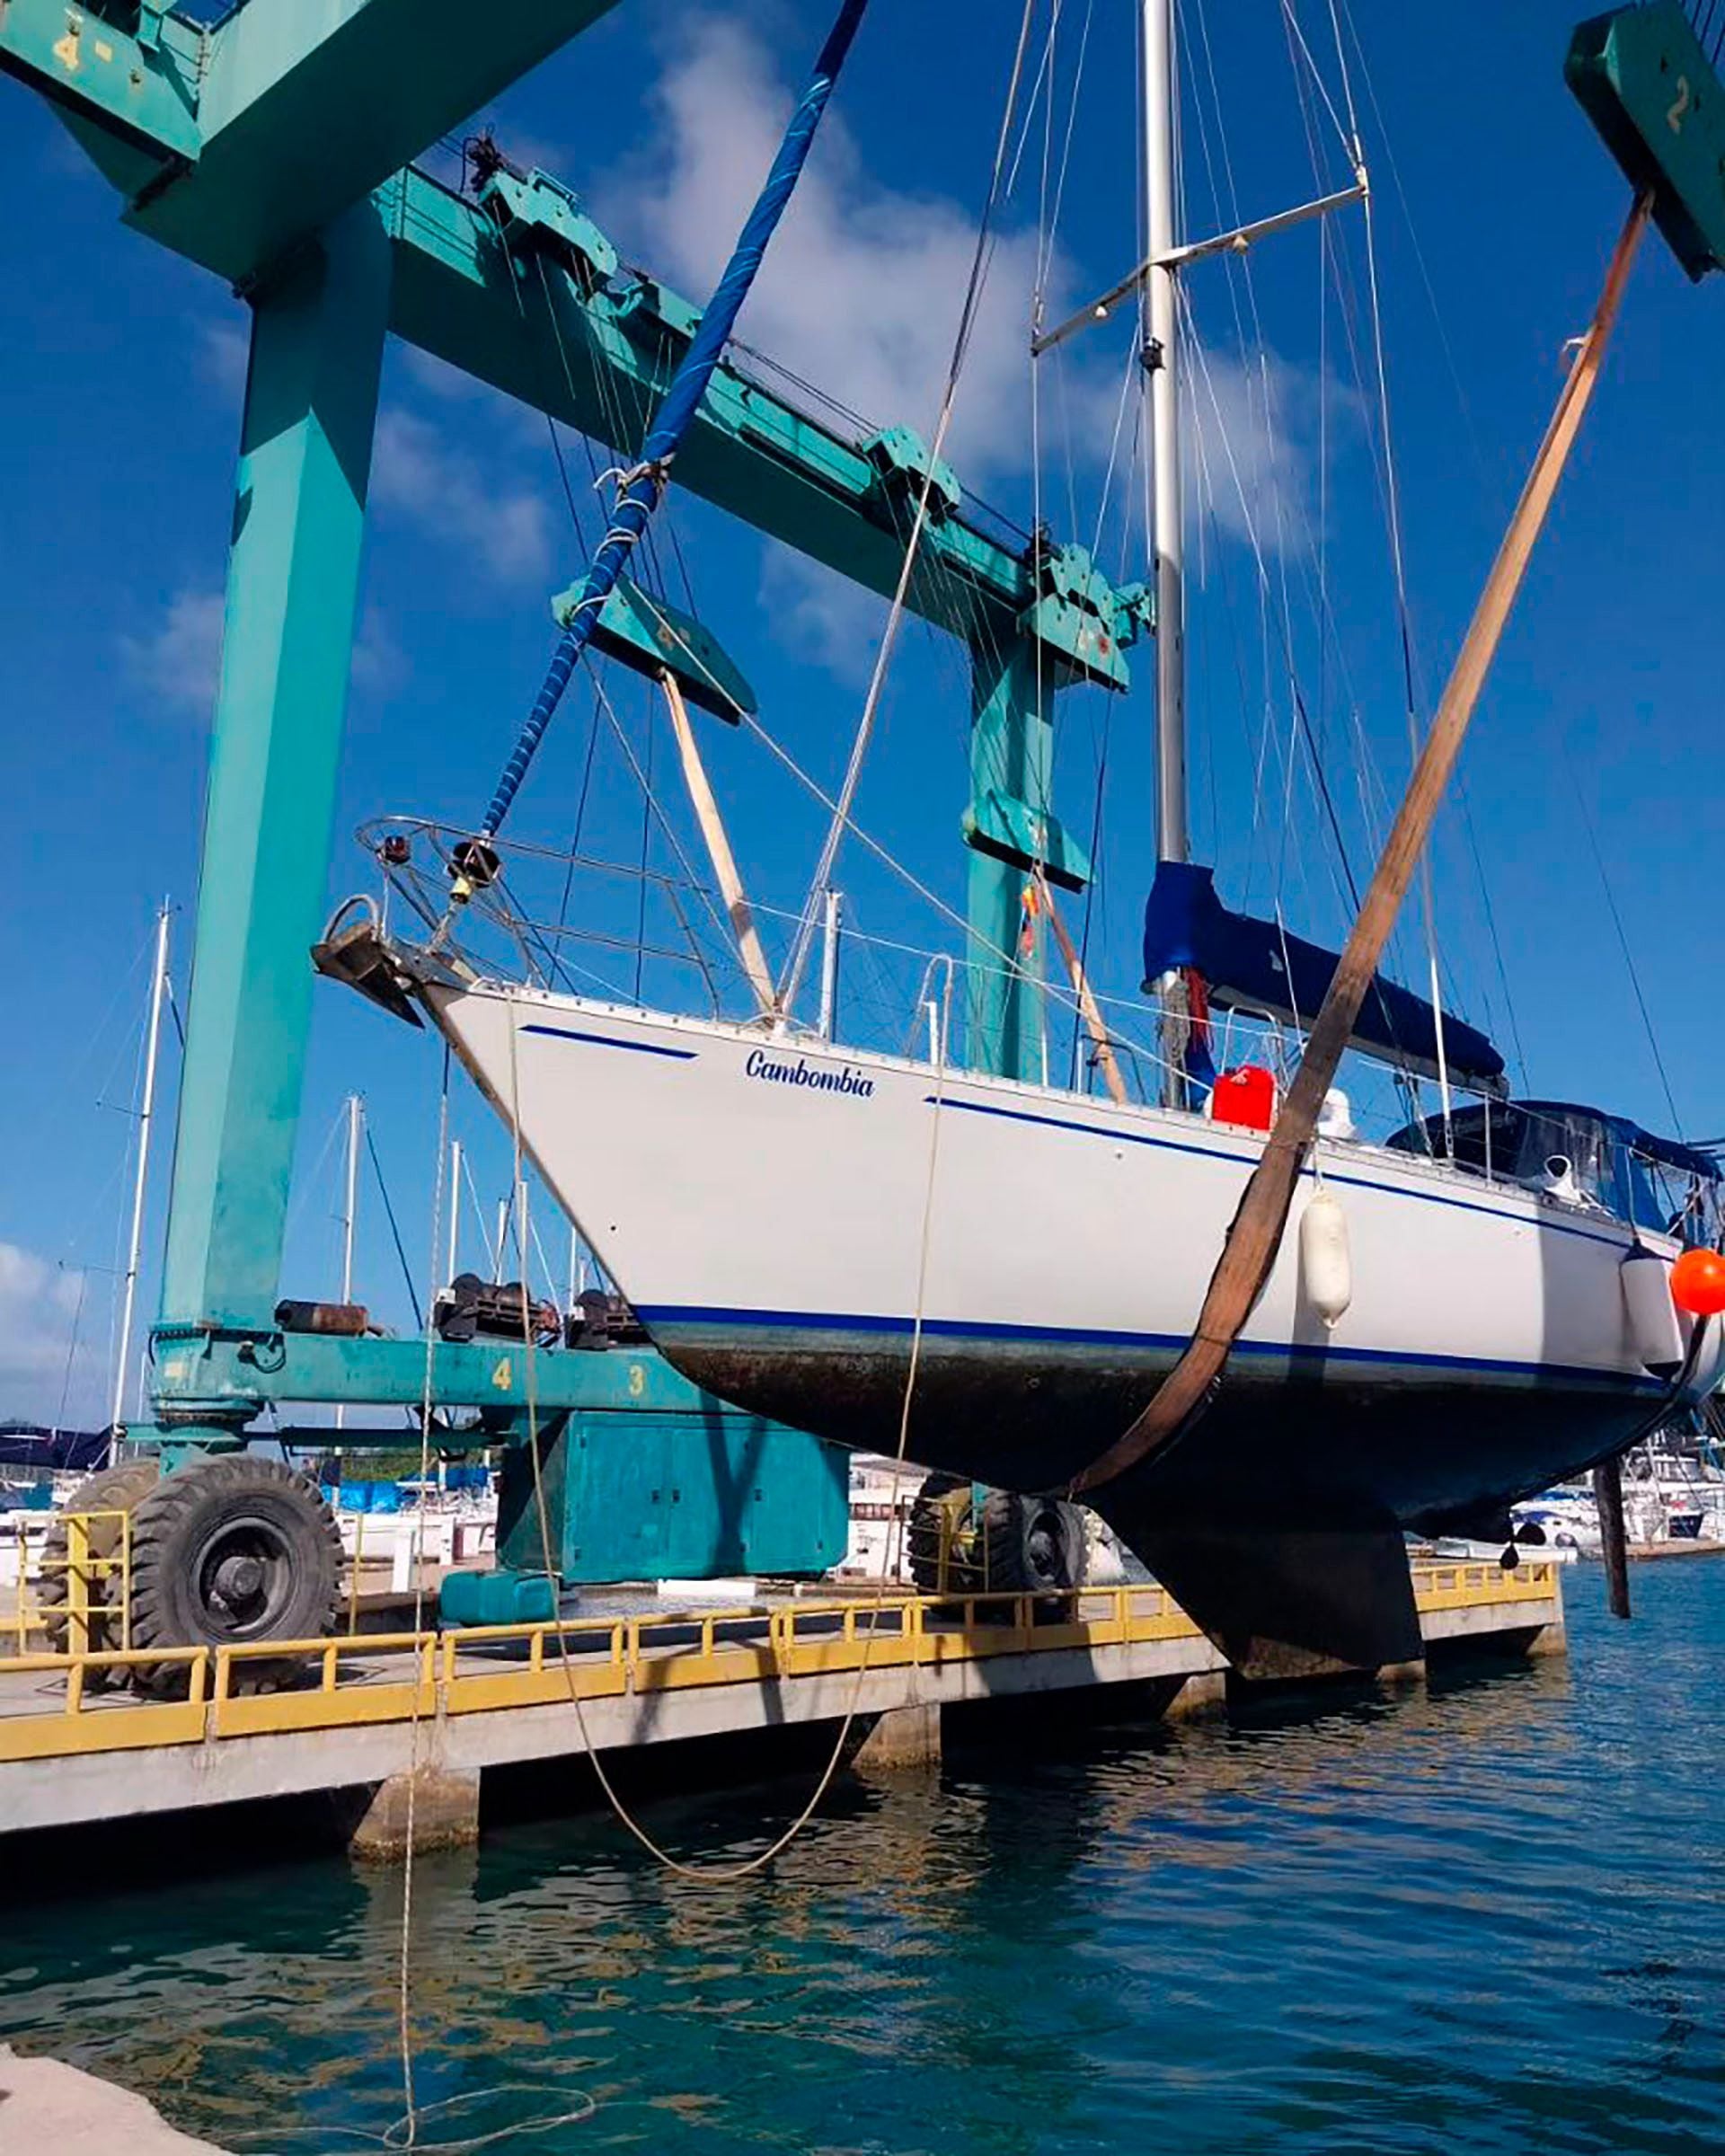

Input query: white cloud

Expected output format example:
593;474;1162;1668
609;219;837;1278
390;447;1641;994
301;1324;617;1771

122;588;405;714
122;588;226;715
0;1242;95;1424
757;543;889;686
199;317;250;403
604;12;1331;581
606;13;1060;489
350;604;408;697
370;408;553;580
1184;338;1349;561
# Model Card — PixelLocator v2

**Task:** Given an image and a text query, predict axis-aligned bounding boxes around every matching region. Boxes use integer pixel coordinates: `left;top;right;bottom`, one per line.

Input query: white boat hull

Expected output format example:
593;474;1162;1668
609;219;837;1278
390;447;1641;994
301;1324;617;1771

419;976;1717;1670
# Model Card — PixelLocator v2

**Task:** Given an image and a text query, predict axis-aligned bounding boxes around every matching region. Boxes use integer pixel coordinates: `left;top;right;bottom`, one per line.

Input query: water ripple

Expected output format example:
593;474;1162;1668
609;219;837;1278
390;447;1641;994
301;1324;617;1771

5;1561;1725;2152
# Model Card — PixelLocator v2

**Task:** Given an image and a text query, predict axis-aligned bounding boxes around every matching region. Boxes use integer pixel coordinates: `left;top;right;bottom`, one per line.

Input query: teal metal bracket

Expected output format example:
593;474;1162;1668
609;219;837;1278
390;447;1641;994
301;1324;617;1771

613;270;703;356
1569;2;1725;278
478;164;619;291
861;425;962;525
963;789;1092;891
1020;541;1153;693
553;573;758;719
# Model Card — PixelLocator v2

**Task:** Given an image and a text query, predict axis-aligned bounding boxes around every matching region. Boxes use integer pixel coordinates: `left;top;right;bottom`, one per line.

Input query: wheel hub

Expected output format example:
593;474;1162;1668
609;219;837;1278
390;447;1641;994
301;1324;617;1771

191;1514;296;1638
211;1552;267;1608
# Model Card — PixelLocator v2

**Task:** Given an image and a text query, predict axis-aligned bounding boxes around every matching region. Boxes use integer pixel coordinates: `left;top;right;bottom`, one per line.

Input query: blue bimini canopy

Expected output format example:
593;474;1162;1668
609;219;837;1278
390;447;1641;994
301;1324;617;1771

1141;861;1507;1095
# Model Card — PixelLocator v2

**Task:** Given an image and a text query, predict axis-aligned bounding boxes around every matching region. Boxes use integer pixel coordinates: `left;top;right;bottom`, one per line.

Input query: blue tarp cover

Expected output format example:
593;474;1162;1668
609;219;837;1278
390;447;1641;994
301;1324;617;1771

0;1424;106;1471
1141;861;1506;1092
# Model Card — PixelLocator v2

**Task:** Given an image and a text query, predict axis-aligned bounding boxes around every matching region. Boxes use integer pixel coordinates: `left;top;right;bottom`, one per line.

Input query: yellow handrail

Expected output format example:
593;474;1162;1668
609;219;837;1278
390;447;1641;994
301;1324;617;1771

0;1559;1560;1763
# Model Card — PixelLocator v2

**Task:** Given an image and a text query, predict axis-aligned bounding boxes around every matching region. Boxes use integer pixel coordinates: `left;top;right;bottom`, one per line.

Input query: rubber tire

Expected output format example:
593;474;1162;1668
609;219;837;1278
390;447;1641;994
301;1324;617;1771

37;1458;162;1684
129;1456;341;1699
982;1490;1089;1595
907;1472;985;1595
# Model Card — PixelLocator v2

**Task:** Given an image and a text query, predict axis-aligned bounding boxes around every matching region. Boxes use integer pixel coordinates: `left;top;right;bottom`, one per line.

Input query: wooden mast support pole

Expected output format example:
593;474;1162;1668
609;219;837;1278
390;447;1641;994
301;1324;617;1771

1072;191;1651;1499
657;670;779;1019
1036;870;1129;1108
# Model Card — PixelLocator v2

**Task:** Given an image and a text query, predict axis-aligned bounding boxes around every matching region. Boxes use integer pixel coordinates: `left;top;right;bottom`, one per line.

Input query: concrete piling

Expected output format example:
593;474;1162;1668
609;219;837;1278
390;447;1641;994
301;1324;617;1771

348;1766;482;1861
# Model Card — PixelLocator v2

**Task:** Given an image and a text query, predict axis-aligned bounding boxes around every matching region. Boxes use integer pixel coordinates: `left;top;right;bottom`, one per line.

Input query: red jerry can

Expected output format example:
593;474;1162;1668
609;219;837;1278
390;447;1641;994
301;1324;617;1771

1210;1065;1277;1132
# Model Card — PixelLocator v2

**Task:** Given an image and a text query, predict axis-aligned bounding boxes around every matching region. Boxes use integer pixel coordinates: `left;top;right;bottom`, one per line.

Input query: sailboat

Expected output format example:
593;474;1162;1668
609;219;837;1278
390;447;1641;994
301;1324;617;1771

330;0;1725;1673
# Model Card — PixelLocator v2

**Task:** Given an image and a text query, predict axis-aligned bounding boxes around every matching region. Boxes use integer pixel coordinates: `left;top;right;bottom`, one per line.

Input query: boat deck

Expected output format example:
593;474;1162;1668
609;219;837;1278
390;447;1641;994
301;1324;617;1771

0;1560;1563;1841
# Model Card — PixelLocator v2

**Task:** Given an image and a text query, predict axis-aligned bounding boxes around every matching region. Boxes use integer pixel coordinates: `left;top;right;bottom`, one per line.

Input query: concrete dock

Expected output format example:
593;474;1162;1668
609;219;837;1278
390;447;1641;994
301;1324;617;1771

0;2047;226;2154
0;1559;1562;1852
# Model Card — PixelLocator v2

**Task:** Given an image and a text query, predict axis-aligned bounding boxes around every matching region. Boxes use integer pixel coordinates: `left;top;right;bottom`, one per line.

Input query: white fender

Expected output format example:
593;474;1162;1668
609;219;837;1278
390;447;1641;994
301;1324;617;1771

1620;1249;1683;1374
1299;1188;1352;1329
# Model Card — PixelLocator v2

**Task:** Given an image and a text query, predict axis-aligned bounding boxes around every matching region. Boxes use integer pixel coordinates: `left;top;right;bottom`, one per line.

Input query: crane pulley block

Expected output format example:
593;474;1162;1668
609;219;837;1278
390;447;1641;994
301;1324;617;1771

1016;540;1150;694
1569;2;1725;279
478;166;619;291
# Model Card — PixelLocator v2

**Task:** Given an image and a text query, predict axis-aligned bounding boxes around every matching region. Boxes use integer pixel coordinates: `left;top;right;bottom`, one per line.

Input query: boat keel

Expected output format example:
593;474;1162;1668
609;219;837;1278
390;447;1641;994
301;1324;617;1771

1095;1507;1425;1681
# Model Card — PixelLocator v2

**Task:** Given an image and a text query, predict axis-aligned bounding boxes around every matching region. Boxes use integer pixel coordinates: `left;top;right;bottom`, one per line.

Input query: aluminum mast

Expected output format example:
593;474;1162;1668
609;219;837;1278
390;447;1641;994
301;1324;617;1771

110;899;172;1453
1144;0;1186;868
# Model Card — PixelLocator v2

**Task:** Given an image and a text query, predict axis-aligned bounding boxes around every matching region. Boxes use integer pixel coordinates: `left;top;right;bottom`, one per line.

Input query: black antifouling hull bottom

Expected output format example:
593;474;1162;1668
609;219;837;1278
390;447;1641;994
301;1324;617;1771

651;1330;1650;1674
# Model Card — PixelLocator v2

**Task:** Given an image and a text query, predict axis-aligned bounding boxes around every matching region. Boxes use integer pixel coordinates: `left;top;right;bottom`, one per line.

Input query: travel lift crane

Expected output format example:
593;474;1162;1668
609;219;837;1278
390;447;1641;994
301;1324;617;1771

6;1;1718;1674
3;0;1149;1674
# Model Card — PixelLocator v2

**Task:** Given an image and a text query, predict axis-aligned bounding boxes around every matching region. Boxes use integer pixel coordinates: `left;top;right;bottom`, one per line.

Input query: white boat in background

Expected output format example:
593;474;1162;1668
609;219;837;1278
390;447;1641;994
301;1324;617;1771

1511;1438;1725;1553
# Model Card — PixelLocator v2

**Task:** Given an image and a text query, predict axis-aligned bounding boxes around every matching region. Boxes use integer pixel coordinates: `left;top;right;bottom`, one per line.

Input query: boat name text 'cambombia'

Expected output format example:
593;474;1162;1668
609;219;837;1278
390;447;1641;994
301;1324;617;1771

743;1048;876;1099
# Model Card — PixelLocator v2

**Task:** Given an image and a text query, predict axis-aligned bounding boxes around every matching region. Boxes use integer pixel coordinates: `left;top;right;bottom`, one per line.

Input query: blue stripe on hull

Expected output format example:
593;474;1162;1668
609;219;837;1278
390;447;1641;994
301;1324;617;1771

634;1303;1662;1395
930;1095;1634;1251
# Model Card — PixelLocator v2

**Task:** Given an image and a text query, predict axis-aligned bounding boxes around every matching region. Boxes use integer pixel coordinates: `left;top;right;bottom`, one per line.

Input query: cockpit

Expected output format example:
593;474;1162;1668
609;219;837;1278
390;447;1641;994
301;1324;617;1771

1385;1099;1721;1239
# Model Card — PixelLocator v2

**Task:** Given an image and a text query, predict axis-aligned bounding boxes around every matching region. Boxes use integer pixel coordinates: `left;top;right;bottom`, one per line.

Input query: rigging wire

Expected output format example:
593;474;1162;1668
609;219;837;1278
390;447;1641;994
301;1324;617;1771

1182;1;1356;960
1226;2;1467;1039
364;1123;425;1330
1327;0;1533;1079
777;0;1043;1017
1565;748;1686;1139
1317;0;1455;1144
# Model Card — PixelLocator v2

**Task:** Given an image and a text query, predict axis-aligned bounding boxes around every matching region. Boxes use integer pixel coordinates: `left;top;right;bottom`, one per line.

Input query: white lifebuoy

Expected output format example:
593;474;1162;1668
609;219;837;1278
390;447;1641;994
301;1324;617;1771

1299;1188;1352;1329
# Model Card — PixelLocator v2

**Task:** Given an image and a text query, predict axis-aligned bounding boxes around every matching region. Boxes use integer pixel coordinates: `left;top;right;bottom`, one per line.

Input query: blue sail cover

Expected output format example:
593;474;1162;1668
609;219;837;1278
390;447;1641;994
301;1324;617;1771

1142;861;1507;1093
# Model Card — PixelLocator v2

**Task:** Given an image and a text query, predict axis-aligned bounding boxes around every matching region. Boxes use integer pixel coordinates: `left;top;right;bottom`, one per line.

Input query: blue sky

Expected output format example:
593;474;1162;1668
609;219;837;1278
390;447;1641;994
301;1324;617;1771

4;0;1724;1425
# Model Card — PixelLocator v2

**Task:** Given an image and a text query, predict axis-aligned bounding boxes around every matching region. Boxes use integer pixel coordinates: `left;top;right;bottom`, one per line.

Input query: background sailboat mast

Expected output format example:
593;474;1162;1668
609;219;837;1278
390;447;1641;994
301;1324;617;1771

110;899;171;1451
1144;0;1187;869
333;1091;362;1435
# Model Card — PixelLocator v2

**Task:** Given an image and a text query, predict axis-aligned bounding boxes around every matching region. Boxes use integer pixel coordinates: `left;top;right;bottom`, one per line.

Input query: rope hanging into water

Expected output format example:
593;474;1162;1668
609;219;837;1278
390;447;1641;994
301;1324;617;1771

464;0;871;861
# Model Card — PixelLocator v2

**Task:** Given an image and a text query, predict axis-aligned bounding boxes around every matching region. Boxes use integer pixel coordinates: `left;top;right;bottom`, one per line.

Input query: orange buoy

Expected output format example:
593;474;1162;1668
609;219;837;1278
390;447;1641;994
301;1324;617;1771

1670;1247;1725;1317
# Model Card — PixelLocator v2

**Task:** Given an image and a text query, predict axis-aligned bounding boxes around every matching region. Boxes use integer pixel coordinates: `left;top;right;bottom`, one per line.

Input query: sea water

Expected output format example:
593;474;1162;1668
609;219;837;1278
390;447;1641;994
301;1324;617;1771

4;1559;1724;2154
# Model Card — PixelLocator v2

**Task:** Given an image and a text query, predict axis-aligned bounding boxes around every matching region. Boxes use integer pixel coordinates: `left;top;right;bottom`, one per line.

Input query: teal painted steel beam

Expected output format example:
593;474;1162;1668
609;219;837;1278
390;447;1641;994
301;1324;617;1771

1568;2;1725;279
0;1;202;169
0;16;1141;668
965;643;1051;1082
135;0;626;276
153;1326;739;1418
0;0;625;281
384;167;1153;666
382;168;1041;644
156;201;392;1342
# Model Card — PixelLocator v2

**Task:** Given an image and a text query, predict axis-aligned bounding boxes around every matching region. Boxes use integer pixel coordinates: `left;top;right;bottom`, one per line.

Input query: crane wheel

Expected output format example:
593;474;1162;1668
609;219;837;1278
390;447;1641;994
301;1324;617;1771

128;1455;341;1699
981;1490;1088;1595
38;1457;162;1683
906;1472;986;1595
